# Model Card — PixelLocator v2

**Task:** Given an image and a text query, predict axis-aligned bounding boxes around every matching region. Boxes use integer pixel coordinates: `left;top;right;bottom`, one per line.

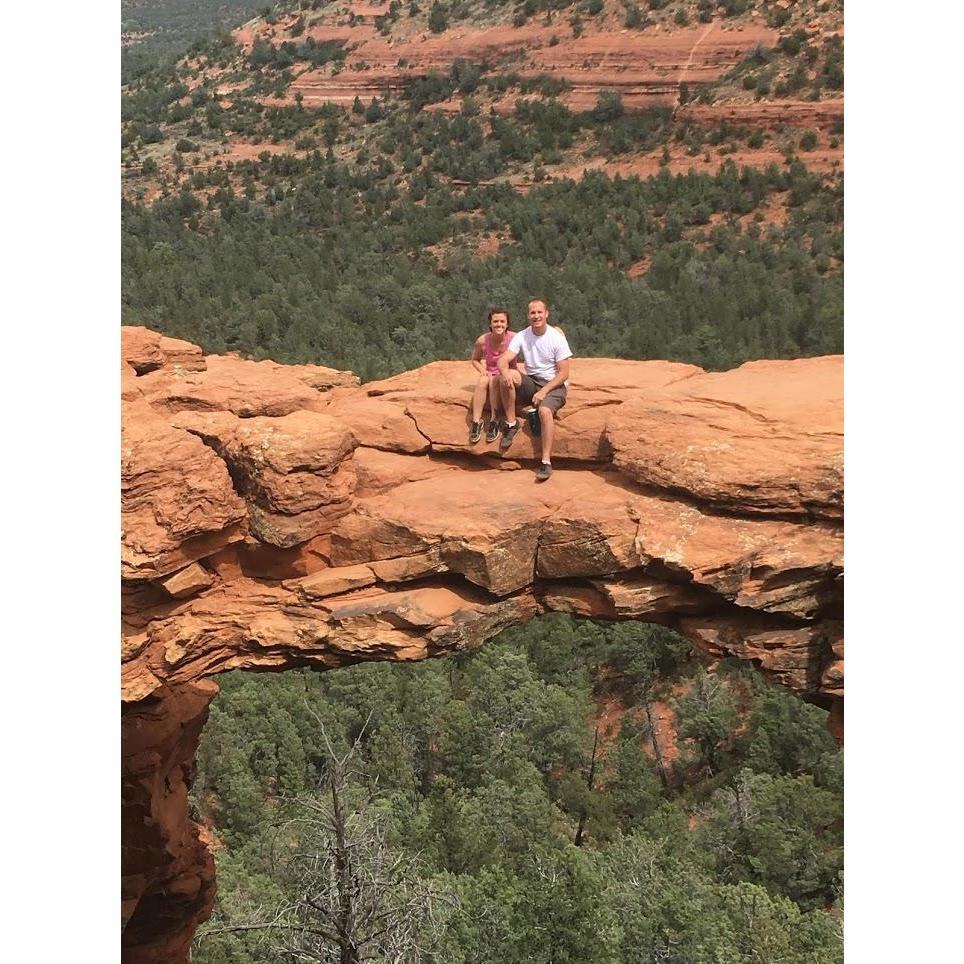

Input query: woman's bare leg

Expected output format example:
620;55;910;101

487;376;502;422
500;370;521;422
471;374;490;423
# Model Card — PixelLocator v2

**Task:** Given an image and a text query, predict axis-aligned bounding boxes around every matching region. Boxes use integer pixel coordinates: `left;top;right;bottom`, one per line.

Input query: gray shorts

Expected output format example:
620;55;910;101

518;374;567;413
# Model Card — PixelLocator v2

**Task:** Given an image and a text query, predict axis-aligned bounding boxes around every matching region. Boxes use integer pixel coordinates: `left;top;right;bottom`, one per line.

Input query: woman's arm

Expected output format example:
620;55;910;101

471;335;487;375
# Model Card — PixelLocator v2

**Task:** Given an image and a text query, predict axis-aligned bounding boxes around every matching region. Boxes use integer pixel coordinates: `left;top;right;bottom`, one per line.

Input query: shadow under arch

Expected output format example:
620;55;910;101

122;566;841;962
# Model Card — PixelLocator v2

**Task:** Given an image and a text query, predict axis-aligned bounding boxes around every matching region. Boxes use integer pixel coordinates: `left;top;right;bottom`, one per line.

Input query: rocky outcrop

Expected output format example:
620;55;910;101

120;326;843;961
236;13;779;112
676;99;844;129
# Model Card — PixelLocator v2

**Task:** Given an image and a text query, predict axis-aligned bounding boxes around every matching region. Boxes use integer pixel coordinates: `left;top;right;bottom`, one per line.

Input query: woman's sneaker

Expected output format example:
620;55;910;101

469;421;483;444
500;422;520;451
485;420;502;444
535;461;552;481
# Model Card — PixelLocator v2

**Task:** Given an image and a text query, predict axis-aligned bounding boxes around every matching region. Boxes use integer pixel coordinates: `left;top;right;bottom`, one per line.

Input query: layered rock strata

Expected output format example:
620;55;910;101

121;326;843;961
237;14;780;112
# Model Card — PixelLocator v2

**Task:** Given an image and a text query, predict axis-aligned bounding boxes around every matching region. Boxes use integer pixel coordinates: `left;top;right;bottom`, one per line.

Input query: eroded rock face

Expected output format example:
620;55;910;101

120;327;844;962
240;15;781;113
122;680;218;964
606;356;844;520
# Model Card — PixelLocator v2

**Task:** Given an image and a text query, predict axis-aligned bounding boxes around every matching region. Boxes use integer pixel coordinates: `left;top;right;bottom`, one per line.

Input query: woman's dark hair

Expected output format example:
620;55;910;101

487;307;511;329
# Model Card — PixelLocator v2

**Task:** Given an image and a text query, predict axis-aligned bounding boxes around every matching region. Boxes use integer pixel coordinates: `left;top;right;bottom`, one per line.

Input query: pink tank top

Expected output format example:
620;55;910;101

484;330;517;375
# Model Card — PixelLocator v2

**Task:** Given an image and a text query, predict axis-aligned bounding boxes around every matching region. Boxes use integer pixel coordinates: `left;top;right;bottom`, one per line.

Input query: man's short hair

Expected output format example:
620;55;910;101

487;307;511;325
528;299;548;310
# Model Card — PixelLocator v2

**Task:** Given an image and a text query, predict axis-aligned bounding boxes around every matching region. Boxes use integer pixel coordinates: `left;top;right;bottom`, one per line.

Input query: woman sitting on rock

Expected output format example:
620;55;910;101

469;308;520;444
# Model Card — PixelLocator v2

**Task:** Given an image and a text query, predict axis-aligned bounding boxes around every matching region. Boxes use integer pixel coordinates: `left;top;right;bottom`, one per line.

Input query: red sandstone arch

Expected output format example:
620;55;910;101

121;327;843;962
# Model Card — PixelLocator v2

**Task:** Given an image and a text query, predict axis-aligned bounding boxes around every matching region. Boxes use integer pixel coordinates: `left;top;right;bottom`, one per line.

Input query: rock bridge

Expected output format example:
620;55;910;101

120;327;843;962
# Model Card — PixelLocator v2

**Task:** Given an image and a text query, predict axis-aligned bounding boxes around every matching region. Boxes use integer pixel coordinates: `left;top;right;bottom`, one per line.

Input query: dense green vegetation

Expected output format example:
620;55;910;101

706;31;844;104
121;2;843;381
122;0;264;80
191;615;843;962
122;150;842;379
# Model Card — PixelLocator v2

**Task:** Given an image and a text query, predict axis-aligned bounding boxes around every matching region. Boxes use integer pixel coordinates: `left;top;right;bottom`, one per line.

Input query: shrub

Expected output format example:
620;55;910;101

451;58;482;94
625;4;644;28
799;130;817;151
248;38;274;69
175;138;199;153
768;7;790;28
785;66;808;94
592;90;624;122
141;124;163;144
779;30;808;57
428;1;448;33
748;44;770;66
823;60;844;90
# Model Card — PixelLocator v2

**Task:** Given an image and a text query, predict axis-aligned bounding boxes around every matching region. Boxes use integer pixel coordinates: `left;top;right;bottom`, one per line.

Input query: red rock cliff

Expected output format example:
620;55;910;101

120;326;843;961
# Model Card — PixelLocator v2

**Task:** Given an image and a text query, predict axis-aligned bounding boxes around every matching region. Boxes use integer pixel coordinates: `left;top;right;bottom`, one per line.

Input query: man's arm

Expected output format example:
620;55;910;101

532;358;571;403
498;349;520;383
471;336;487;375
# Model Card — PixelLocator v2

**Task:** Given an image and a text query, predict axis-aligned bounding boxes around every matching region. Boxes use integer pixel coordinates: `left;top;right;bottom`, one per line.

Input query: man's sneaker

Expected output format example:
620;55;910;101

535;461;553;482
523;405;542;436
485;420;502;444
500;421;520;451
469;421;483;444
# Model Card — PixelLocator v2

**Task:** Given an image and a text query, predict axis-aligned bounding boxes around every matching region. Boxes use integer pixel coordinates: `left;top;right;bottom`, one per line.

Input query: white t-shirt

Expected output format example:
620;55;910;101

508;326;573;384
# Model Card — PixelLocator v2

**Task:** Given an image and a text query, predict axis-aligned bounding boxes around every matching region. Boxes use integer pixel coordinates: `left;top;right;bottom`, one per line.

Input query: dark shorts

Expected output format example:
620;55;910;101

518;374;567;414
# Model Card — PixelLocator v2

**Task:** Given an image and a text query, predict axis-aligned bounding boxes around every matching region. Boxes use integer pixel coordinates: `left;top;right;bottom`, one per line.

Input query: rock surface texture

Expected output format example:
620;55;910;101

121;327;844;961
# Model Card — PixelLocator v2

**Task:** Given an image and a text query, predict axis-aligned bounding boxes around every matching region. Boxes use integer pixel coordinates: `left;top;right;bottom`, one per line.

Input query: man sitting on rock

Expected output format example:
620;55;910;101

497;299;572;481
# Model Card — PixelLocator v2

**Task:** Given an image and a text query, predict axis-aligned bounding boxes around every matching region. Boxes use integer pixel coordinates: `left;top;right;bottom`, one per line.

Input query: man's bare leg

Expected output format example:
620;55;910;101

538;405;554;464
